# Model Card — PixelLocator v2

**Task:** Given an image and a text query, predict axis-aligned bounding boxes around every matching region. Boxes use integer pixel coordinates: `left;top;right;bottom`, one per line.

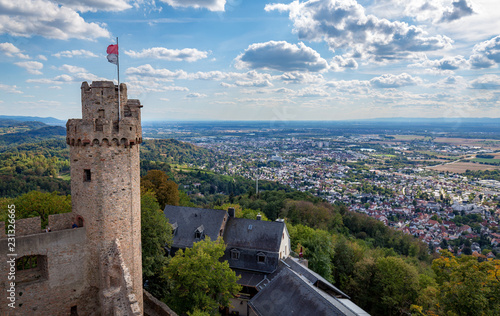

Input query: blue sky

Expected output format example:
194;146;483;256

1;0;500;121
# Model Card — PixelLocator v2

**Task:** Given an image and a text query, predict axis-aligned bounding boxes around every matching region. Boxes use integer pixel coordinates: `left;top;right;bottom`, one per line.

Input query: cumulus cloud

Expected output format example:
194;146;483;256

126;78;190;95
186;92;207;98
125;47;208;62
26;71;105;84
234;80;273;87
59;64;87;73
440;0;475;22
53;49;98;58
296;87;329;97
433;75;468;89
161;0;226;11
126;64;275;83
266;0;452;62
469;74;500;89
395;0;476;23
14;61;43;75
235;41;328;72
370;73;422;88
58;0;132;12
0;83;23;94
469;35;500;69
279;72;324;84
409;55;468;71
330;55;358;72
126;64;188;80
0;42;29;59
0;0;110;40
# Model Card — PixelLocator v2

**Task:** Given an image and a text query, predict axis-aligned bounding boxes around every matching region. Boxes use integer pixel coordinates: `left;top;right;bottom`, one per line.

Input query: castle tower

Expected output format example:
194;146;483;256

66;81;143;313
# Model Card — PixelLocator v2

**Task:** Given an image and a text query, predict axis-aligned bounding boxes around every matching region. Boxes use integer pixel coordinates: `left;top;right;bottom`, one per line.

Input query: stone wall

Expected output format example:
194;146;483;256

100;239;141;316
15;217;42;236
143;290;178;316
0;227;99;315
48;213;75;231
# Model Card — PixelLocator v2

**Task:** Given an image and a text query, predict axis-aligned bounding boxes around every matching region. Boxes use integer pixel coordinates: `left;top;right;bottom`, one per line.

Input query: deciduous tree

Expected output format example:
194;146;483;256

165;237;241;315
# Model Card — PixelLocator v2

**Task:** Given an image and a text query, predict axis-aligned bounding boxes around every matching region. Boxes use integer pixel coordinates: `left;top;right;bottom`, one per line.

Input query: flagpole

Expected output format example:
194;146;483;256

117;37;121;121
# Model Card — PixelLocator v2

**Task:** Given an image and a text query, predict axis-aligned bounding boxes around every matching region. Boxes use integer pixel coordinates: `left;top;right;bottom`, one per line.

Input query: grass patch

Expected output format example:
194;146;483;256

470;158;500;164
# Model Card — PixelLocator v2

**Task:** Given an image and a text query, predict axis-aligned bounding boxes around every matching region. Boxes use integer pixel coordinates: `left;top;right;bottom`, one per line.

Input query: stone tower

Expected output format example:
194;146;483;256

66;81;143;313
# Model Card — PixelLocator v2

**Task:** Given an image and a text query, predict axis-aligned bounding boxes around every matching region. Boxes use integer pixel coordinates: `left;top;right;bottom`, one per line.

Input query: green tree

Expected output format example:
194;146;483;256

165;237;241;315
0;191;71;227
141;191;172;299
373;257;419;315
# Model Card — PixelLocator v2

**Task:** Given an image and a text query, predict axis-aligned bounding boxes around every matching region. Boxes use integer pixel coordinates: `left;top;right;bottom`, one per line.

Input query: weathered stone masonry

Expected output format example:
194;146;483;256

67;81;144;313
0;81;144;315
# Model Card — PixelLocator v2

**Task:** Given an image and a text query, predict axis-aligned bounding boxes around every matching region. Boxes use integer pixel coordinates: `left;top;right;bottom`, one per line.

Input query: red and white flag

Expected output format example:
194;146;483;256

107;44;118;65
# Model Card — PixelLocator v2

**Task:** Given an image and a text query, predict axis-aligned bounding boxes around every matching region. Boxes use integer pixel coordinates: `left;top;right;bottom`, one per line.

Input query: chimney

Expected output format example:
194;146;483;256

228;207;235;218
257;213;262;220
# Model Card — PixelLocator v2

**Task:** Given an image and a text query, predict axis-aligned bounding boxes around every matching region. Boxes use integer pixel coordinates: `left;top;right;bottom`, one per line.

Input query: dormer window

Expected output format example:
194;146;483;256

231;249;240;260
257;252;266;264
195;225;204;240
171;222;178;236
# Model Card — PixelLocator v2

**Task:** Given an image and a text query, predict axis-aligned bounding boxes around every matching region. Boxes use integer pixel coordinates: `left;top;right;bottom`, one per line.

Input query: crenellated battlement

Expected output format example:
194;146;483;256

66;81;142;147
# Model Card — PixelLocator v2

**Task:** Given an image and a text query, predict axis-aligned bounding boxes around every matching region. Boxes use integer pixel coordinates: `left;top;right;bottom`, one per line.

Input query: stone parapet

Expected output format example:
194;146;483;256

48;213;75;231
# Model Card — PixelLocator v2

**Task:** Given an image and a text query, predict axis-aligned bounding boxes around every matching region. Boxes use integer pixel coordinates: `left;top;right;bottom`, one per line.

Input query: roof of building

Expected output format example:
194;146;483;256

163;205;227;249
284;257;350;299
223;218;285;252
248;267;359;316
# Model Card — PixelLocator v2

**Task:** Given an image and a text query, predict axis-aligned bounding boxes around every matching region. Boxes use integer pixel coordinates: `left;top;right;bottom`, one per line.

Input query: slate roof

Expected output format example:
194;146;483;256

284;257;350;299
248;267;359;316
163;205;227;249
223;218;285;252
233;269;267;287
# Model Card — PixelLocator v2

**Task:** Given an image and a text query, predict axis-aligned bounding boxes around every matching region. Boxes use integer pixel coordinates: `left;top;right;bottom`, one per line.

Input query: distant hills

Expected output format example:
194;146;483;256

0;115;65;125
0;118;66;148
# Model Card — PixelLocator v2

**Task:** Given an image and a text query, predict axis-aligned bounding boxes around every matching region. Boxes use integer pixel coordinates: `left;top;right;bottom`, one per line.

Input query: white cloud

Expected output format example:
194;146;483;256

279;72;324;84
266;0;452;62
432;75;468;89
0;0;110;40
126;64;188;80
409;55;468;71
296;87;329;97
59;64;88;73
161;0;226;12
392;0;476;23
126;64;275;83
440;0;475;22
469;35;500;69
235;41;328;72
53;49;98;58
0;42;29;59
186;92;207;98
0;83;23;94
26;71;105;84
37;55;47;61
14;61;43;75
234;80;273;87
125;47;209;62
329;55;358;72
469;74;500;89
370;73;422;88
58;0;132;12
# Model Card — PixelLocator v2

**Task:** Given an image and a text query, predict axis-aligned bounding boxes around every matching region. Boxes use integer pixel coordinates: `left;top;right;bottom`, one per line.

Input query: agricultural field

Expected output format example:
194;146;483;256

427;161;500;173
